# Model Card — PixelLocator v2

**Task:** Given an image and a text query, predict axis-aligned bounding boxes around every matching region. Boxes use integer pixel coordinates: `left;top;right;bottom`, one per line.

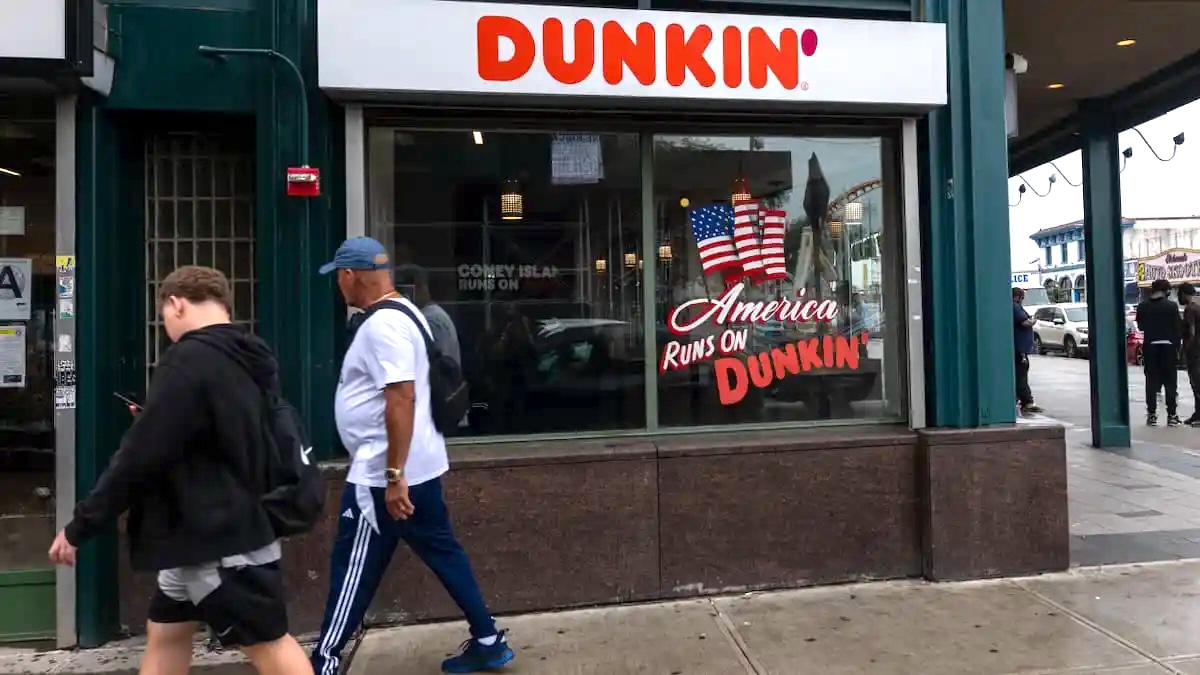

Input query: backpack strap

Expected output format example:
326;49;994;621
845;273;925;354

359;299;444;360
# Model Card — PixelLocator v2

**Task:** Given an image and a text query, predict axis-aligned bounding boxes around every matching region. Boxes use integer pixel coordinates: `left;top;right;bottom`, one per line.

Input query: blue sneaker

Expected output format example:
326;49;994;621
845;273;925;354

441;630;515;673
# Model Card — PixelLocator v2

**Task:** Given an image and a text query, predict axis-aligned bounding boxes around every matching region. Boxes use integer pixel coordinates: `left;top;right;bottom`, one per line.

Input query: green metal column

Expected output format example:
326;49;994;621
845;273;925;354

73;93;125;647
1079;100;1131;447
920;0;1014;426
254;0;342;455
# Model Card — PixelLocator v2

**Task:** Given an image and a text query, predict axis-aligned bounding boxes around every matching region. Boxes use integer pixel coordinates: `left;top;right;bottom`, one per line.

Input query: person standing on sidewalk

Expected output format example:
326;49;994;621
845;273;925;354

1013;287;1043;414
48;266;313;675
311;237;513;675
1179;282;1200;425
1137;278;1183;427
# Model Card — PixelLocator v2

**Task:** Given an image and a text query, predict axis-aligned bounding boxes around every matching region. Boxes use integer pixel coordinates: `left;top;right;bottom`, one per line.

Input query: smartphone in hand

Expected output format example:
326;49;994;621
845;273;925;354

112;392;143;413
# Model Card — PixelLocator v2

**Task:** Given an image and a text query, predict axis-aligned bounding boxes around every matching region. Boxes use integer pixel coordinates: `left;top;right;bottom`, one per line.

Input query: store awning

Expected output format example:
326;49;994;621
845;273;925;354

1006;0;1200;174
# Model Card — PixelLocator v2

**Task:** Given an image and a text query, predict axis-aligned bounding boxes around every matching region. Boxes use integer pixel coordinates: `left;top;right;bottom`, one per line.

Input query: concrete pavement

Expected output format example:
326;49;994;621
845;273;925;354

11;560;1200;673
347;560;1200;675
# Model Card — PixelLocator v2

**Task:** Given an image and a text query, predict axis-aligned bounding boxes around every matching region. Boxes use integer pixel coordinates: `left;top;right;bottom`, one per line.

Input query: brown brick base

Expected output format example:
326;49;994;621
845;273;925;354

115;424;1067;636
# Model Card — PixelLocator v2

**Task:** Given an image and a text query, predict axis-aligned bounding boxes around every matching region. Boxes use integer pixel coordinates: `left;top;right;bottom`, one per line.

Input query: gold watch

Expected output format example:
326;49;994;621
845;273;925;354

384;468;405;483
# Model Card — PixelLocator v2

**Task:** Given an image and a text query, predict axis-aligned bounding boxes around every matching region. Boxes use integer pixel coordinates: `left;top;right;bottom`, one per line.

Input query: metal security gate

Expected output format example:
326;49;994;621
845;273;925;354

144;132;256;383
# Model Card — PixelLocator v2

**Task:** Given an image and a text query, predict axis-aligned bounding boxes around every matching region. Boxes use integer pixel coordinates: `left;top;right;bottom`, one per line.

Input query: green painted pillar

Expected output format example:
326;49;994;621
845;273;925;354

1079;100;1131;447
73;93;124;647
920;0;1014;426
254;0;341;456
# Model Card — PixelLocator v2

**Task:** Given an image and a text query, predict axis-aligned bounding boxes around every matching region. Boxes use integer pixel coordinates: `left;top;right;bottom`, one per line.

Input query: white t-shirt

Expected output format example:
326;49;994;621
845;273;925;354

335;297;449;489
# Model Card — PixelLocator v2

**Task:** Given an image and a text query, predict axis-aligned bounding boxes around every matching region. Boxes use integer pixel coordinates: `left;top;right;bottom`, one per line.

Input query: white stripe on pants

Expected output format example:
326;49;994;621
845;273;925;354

315;515;372;675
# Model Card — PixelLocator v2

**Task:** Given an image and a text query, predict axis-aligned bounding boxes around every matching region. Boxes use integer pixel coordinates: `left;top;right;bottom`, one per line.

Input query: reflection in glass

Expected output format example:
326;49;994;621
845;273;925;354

0;97;57;574
368;129;646;436
653;134;897;426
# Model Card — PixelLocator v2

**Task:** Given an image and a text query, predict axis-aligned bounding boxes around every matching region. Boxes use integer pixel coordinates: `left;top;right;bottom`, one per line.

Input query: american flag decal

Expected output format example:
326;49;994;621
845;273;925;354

759;209;788;280
731;199;765;281
688;204;740;277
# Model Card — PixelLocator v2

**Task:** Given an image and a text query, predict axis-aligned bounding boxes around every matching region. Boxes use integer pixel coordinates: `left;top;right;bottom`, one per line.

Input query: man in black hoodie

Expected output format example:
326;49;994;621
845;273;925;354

1136;278;1183;427
47;266;312;675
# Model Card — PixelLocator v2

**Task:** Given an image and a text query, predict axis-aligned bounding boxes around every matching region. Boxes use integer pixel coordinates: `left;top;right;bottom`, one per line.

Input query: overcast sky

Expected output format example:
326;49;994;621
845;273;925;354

1008;98;1200;270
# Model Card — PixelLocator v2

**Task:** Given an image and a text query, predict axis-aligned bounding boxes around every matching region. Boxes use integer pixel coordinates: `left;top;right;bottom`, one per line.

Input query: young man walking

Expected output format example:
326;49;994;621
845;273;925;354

1137;278;1183;426
1013;287;1043;414
311;237;513;675
48;266;312;675
1179;283;1200;425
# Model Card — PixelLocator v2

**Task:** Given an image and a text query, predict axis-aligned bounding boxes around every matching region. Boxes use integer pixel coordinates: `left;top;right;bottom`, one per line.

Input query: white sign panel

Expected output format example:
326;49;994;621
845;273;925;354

0;0;66;60
0;258;32;321
0;207;25;236
0;325;26;389
319;0;947;108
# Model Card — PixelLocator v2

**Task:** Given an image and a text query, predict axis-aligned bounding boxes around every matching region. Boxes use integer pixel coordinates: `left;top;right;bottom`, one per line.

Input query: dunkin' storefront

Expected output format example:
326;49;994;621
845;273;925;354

295;0;1066;630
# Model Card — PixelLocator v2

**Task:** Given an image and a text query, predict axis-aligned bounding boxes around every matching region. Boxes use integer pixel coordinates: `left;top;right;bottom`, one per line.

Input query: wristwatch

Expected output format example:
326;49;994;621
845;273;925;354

384;467;405;483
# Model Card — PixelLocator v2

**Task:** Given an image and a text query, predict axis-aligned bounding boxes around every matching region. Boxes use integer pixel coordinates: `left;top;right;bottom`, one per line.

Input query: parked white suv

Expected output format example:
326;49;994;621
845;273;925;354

1033;303;1090;358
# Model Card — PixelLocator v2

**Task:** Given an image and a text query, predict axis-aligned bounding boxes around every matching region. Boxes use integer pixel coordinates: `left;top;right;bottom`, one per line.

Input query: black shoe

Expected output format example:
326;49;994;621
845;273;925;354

1169;415;1183;427
1148;413;1158;426
1021;403;1043;414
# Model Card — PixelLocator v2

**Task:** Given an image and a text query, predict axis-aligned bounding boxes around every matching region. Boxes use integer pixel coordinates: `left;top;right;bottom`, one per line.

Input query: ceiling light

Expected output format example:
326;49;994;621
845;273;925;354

1046;83;1065;89
1116;39;1136;47
472;131;483;145
0;167;20;177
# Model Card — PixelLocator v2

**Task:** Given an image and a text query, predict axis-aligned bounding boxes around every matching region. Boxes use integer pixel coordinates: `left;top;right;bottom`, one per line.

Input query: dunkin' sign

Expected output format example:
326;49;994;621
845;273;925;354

318;1;949;107
661;201;866;406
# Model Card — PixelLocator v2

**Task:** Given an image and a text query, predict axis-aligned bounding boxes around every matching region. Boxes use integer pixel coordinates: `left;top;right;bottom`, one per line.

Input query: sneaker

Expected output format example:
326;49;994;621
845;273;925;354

442;630;515;673
1169;415;1183;427
1020;403;1044;414
1148;413;1158;427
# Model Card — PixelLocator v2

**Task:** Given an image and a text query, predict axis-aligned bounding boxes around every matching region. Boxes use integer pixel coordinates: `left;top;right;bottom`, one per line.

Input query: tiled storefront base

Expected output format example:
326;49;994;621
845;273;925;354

116;425;1068;635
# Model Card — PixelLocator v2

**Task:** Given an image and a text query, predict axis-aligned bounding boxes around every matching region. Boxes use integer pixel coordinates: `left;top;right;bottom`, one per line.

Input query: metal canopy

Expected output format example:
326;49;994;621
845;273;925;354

1005;0;1200;174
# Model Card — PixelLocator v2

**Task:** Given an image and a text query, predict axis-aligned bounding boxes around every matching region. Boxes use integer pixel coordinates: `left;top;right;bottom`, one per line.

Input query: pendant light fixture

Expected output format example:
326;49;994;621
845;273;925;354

731;176;751;203
500;179;523;221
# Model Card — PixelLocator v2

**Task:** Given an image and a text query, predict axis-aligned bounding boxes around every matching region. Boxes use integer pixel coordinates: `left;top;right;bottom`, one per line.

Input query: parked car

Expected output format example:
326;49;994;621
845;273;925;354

1033;303;1090;358
1126;318;1143;366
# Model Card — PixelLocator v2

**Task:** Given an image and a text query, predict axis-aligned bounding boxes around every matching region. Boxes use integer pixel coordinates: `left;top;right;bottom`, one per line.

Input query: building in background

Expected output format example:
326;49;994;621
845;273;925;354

1025;217;1200;303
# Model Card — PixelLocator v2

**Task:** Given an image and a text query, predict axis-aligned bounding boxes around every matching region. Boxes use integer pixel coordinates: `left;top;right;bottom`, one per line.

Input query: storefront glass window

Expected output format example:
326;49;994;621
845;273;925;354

368;129;646;436
654;134;897;426
365;124;905;439
0;97;57;580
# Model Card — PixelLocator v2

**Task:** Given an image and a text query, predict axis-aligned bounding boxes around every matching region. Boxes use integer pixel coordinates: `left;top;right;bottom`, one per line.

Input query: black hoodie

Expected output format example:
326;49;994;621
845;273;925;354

1136;294;1183;347
65;324;279;571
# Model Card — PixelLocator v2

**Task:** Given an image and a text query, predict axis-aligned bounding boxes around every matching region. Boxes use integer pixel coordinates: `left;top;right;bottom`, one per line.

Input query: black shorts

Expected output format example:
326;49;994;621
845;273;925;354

148;561;288;648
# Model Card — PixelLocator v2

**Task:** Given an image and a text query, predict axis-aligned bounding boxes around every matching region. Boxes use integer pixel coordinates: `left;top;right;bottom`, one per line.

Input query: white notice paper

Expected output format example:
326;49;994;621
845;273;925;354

551;134;604;185
0;207;24;236
0;257;32;320
0;324;26;388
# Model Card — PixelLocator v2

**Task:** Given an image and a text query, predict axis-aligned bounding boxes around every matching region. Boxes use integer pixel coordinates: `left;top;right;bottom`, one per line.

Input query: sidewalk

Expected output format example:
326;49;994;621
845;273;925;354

9;559;1200;674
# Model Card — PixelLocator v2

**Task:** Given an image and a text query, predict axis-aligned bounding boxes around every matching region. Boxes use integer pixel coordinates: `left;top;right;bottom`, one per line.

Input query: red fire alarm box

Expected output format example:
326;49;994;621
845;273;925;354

286;166;320;197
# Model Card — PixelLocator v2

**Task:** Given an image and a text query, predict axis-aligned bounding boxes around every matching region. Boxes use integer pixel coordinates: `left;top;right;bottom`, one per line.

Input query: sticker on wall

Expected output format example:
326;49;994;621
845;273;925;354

0;258;32;321
58;299;74;320
55;256;75;273
54;385;76;410
0;324;26;389
57;275;74;299
0;206;25;236
55;360;77;387
57;334;72;353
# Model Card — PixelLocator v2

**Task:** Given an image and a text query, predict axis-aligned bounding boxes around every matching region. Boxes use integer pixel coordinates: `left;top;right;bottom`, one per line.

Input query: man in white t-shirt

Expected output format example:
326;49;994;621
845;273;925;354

310;238;513;675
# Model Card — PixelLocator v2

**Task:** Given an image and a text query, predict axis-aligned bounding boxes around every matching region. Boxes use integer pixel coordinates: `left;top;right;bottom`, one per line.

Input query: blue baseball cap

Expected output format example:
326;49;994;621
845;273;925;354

318;237;391;275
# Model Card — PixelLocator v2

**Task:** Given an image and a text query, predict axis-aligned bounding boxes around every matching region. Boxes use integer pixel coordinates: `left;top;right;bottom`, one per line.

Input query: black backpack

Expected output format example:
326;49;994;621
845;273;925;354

192;334;326;538
357;299;471;434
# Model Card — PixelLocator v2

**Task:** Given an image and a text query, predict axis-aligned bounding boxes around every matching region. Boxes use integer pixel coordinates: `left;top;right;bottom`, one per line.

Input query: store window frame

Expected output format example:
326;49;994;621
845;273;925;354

351;107;923;445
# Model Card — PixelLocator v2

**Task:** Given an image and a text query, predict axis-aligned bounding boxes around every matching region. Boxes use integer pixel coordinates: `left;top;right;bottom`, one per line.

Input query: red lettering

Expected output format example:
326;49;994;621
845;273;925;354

748;27;798;89
665;24;715;87
477;16;536;82
602;21;656;85
715;357;748;405
543;18;594;85
834;335;860;369
797;338;823;371
770;344;800;378
746;352;773;388
722;26;742;88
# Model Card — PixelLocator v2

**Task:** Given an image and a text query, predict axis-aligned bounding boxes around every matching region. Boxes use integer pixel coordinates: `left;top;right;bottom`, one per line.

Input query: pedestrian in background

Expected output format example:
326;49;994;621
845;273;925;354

1137;278;1182;427
1179;282;1200;426
1013;287;1043;415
